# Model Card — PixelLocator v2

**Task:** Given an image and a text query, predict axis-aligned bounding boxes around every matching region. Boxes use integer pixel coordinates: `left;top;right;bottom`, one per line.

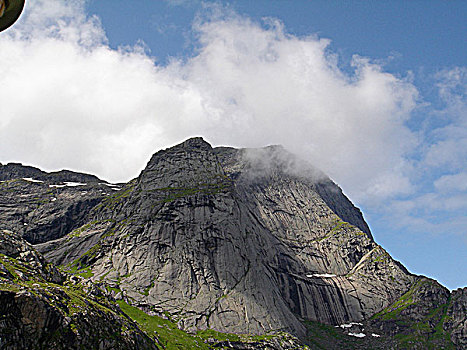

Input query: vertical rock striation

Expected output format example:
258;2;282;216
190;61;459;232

37;137;416;340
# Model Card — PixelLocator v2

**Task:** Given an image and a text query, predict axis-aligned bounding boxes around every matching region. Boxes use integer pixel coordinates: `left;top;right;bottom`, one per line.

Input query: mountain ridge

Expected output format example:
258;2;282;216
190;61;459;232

1;137;465;349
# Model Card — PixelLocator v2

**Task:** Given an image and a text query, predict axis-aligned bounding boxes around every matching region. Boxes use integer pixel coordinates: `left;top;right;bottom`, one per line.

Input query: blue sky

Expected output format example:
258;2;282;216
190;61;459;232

0;0;465;289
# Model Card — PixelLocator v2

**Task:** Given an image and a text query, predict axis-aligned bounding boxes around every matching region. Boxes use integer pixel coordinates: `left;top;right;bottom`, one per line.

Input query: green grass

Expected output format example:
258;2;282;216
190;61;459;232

116;301;297;349
372;280;422;320
197;328;241;342
66;264;94;279
304;320;362;349
371;279;456;349
117;300;211;349
0;283;20;292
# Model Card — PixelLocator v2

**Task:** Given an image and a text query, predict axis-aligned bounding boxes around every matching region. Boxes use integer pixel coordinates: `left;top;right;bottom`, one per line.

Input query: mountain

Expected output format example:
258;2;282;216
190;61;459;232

0;162;111;244
0;137;465;349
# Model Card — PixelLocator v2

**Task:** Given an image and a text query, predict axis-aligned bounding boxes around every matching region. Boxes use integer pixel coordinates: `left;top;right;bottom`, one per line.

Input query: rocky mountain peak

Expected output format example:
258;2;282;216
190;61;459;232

140;137;223;191
1;138;465;349
37;139;409;336
0;162;103;183
179;136;213;150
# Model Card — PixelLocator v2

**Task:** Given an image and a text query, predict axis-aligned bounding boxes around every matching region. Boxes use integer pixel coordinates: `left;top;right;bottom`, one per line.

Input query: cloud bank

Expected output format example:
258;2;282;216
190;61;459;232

0;0;420;205
1;0;465;221
380;67;467;239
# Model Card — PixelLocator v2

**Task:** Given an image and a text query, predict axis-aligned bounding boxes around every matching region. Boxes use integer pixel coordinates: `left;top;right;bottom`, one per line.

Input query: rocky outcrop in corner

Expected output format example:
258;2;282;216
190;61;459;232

445;287;467;348
0;229;157;350
367;277;463;349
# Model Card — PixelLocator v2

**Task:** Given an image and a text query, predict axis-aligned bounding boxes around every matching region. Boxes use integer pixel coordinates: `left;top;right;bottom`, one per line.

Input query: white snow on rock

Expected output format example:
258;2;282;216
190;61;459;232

336;322;363;328
348;333;366;338
51;197;57;202
22;177;43;183
99;182;122;191
99;182;120;187
371;333;381;337
64;182;87;187
49;182;87;188
307;273;337;278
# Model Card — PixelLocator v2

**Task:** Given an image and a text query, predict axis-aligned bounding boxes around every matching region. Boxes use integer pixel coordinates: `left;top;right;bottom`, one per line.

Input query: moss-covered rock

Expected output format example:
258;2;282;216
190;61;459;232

0;230;156;350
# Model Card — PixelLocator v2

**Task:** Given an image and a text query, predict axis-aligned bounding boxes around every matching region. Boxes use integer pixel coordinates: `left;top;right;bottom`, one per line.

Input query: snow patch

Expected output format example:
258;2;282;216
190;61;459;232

22;177;43;183
99;182;120;188
51;197;57;202
307;273;337;278
49;181;87;188
64;182;87;187
348;333;366;338
336;322;363;328
371;333;381;337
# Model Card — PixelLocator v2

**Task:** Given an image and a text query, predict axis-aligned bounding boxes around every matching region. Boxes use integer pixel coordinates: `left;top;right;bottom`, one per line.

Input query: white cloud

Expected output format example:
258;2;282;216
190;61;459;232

423;68;467;169
434;173;467;193
0;0;419;205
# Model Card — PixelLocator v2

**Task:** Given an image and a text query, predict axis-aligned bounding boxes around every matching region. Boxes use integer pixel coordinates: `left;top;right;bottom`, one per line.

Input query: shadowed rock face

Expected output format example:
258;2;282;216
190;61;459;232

36;137;415;339
446;288;467;348
0;164;114;244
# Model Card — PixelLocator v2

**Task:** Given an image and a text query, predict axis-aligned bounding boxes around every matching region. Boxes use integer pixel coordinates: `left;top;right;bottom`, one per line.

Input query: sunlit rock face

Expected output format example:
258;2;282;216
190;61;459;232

35;137;414;339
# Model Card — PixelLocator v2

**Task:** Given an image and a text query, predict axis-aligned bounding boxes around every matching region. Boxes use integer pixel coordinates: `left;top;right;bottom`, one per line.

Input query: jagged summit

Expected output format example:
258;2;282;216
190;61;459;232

180;136;213;150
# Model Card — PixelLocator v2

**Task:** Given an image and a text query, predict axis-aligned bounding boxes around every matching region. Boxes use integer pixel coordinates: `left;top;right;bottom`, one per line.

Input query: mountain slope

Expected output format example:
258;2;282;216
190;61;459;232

0;229;157;349
32;139;433;336
0;162;116;244
1;137;465;349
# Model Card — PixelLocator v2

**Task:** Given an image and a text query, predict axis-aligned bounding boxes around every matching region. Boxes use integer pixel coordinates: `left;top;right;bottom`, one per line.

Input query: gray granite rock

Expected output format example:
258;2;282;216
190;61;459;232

2;138;464;348
37;138;416;340
0;230;157;350
0;164;117;243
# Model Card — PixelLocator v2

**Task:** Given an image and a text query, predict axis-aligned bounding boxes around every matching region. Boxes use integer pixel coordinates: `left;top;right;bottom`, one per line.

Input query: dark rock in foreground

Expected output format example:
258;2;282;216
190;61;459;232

0;229;156;350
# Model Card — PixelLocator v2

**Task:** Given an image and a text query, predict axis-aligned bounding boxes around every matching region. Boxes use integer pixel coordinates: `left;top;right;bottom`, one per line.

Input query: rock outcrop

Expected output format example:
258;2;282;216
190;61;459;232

446;288;467;348
0;163;118;244
0;231;308;349
0;229;157;350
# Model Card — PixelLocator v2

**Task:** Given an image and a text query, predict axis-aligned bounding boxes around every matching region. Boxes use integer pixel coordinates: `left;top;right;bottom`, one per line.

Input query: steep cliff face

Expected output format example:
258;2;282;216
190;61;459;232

37;138;414;338
446;288;467;348
2;138;464;349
